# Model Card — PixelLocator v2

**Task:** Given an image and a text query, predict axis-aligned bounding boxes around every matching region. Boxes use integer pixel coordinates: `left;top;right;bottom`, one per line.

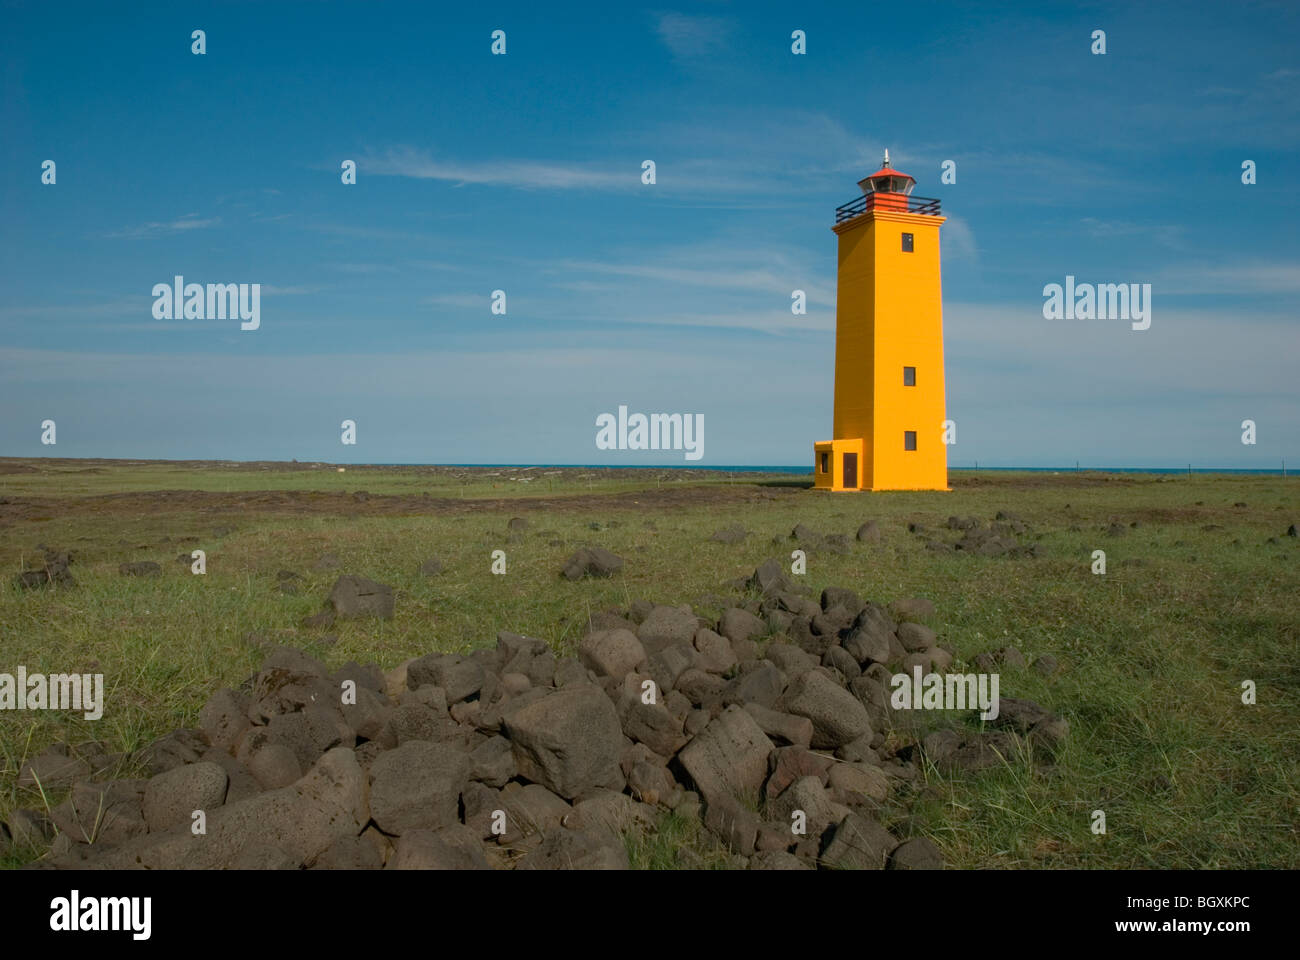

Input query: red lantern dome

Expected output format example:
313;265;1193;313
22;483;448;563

856;150;916;211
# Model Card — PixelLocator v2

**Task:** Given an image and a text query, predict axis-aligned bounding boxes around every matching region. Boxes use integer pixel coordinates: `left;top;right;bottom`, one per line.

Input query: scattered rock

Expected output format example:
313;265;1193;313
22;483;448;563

579;629;646;679
748;558;793;596
14;550;76;589
505;685;624;799
119;561;161;577
791;523;821;543
134;729;206;776
6;809;53;850
889;836;944;869
561;547;624;580
751;850;814;870
890;597;935;620
407;653;485;704
677;705;774;808
743;703;813;747
327;575;395;620
693;629;737;674
780;670;873;749
719;608;767;645
827;761;889;804
722;661;788;709
896;622;937;653
391;827;491;870
703;800;761;856
50;780;147;846
199;688;251;753
91;748;368;869
855;522;883;543
637;606;699;656
515;827;629;870
369;741;469;835
768;776;836;839
143;761;229;832
821;812;897;870
17;744;96;790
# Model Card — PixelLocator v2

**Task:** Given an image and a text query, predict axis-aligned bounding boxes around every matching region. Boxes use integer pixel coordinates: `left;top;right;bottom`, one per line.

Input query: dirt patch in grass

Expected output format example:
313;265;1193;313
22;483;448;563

0;480;807;523
950;471;1144;489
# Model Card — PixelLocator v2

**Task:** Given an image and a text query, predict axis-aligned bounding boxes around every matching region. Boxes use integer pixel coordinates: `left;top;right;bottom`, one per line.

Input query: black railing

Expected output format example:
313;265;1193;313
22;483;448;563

834;193;941;222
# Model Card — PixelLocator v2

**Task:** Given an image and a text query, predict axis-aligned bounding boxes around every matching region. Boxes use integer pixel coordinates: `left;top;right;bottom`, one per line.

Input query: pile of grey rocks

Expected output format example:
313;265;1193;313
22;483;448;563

13;548;76;589
913;512;1040;557
8;559;1065;871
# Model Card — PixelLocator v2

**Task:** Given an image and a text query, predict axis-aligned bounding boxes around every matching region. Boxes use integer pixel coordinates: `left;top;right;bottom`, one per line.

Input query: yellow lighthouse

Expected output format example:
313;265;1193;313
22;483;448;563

813;151;949;492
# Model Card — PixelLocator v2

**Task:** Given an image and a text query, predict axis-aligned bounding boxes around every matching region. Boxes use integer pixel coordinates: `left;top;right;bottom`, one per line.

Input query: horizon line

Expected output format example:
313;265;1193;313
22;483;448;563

0;456;1293;477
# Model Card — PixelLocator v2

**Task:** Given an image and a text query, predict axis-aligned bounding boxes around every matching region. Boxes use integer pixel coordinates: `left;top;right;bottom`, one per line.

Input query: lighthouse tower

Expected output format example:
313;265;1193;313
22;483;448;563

813;151;949;491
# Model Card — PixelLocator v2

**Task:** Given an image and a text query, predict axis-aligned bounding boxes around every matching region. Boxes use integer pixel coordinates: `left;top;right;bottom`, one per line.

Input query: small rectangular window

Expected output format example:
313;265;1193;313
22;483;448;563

901;232;914;252
903;366;916;386
904;431;917;451
820;452;829;473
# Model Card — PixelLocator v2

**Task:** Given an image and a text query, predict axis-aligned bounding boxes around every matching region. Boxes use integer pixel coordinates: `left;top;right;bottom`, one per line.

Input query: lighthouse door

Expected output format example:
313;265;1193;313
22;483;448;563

842;453;858;489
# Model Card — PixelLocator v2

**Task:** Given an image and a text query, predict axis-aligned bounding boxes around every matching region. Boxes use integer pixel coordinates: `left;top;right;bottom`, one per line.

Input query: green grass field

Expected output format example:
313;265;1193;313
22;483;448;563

2;459;1296;868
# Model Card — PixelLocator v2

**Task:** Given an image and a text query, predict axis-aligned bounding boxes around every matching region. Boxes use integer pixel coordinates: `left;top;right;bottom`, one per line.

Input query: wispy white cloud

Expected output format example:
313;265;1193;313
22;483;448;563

555;245;835;307
655;12;732;60
105;214;219;239
331;263;400;274
365;147;634;191
361;109;882;197
613;308;832;335
0;297;144;322
1150;261;1300;295
424;293;487;309
309;222;436;242
260;285;321;296
1079;217;1185;248
940;216;979;262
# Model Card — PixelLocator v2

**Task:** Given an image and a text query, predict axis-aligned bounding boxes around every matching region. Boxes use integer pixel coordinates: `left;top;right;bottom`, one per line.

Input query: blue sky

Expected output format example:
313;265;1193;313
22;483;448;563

1;0;1297;467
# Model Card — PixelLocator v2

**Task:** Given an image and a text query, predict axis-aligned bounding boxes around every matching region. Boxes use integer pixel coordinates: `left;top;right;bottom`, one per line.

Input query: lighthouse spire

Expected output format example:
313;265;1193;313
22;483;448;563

882;148;891;168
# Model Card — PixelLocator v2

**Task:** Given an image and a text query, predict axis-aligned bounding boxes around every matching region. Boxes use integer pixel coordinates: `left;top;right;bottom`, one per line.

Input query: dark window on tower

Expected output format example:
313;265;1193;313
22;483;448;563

820;452;829;474
904;431;917;451
903;366;916;386
901;232;914;252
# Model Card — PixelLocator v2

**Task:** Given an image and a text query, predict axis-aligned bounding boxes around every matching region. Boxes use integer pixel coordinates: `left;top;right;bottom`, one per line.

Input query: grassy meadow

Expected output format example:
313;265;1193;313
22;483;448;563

1;459;1296;869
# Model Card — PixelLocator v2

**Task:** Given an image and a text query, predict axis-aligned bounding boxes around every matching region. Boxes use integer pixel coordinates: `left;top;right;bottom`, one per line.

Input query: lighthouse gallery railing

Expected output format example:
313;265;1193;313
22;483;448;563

834;194;942;223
